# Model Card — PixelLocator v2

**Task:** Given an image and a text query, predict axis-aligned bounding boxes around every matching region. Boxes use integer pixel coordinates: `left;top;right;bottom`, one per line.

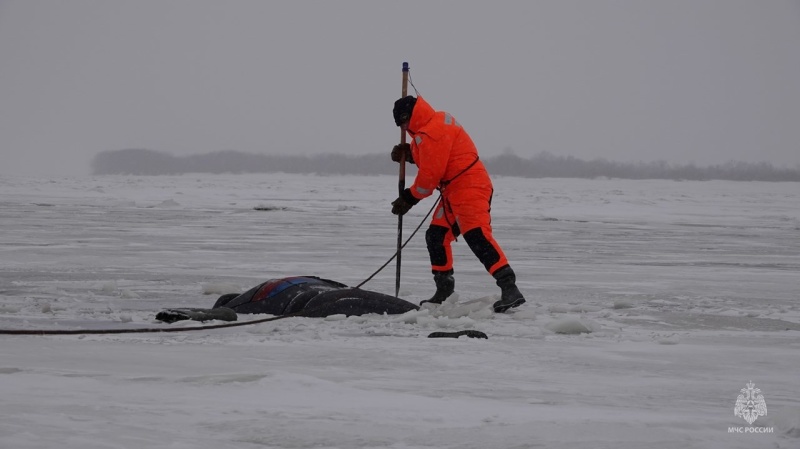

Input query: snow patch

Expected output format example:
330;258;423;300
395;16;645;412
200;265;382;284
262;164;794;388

152;199;181;208
547;304;571;314
120;289;139;299
202;283;242;296
509;308;537;320
394;309;479;330
546;317;595;334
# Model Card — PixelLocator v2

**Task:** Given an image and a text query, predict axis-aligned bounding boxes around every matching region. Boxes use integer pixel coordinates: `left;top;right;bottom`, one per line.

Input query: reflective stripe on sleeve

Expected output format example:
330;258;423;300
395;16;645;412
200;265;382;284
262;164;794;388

444;113;460;127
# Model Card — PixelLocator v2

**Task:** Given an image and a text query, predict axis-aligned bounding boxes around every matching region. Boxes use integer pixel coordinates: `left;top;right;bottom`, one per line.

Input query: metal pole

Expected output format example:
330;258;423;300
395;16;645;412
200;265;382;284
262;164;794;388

396;62;409;297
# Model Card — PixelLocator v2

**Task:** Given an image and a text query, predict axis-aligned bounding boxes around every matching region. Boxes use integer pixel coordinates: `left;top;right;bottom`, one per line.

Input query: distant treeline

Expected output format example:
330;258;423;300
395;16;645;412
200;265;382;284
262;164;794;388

91;149;800;182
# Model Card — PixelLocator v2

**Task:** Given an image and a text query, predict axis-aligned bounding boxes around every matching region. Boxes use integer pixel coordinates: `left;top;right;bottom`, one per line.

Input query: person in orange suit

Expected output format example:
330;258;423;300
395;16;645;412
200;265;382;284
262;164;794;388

390;95;526;313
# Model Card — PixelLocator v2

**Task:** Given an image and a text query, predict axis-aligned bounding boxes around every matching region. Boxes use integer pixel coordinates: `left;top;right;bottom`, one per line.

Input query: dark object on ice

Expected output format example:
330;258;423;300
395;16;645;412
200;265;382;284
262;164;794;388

215;276;419;316
157;276;419;323
428;330;488;339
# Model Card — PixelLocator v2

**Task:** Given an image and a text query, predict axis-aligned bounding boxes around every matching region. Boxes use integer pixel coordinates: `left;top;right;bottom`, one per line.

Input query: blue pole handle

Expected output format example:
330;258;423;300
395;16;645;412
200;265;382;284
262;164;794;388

402;62;409;72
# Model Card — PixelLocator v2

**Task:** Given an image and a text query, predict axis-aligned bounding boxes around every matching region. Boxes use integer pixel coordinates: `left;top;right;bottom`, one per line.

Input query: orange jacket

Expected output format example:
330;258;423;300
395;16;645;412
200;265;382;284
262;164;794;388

406;96;492;201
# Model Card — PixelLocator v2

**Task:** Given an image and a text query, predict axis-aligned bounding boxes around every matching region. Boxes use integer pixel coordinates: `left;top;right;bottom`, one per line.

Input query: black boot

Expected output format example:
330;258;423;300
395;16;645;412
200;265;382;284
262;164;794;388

492;266;526;313
420;269;455;306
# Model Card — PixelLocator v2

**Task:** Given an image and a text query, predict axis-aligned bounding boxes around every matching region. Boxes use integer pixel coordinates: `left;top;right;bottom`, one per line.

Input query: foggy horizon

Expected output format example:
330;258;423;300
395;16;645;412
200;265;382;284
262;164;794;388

2;1;799;176
88;147;800;182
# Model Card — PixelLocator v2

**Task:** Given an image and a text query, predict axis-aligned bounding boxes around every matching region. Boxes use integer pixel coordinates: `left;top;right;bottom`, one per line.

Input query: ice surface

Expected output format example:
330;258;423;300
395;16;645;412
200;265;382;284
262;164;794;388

1;173;799;448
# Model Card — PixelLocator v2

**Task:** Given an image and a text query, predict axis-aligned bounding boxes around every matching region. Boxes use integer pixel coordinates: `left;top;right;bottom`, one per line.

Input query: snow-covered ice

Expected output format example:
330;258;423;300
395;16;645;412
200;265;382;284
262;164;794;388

1;173;799;448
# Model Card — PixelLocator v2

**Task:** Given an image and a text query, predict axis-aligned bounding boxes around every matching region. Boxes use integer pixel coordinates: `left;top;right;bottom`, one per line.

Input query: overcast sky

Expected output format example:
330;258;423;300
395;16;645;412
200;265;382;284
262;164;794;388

1;1;799;176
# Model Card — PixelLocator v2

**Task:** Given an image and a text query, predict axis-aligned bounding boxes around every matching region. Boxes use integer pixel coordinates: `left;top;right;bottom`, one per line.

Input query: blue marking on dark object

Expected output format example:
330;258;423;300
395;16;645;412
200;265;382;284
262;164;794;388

254;277;311;302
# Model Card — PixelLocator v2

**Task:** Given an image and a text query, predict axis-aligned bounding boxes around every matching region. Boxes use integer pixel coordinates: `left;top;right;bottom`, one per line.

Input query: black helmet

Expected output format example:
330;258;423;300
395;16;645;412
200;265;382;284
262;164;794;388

393;96;417;126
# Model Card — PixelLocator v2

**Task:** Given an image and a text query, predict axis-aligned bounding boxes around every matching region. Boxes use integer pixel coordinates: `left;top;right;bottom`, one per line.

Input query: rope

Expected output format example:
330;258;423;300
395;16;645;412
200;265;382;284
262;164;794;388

0;312;294;336
408;73;420;97
354;193;441;289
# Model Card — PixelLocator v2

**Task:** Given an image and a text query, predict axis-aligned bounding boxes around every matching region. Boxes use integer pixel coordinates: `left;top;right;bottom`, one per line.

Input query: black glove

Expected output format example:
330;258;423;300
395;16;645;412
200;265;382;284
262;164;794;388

390;143;414;164
391;188;420;216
